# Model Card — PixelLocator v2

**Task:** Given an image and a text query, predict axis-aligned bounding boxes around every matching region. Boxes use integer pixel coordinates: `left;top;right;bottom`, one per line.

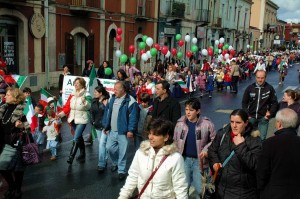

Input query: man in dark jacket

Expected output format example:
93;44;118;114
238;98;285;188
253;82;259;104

242;70;278;140
257;108;300;199
151;80;181;124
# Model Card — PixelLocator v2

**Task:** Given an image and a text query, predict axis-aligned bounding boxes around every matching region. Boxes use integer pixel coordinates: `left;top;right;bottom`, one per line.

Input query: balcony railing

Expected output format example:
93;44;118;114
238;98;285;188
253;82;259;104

196;9;210;23
166;1;185;18
70;0;101;9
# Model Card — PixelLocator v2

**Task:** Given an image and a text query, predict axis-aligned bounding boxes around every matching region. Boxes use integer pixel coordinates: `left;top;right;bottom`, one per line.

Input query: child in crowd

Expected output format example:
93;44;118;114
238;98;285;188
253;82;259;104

23;87;37;107
136;92;153;150
196;70;206;98
206;70;215;98
33;104;46;157
43;110;62;161
223;70;232;91
215;68;224;92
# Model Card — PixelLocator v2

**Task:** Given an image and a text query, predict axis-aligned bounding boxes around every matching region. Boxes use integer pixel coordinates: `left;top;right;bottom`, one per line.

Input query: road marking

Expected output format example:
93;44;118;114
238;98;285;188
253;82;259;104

283;86;298;92
215;109;234;114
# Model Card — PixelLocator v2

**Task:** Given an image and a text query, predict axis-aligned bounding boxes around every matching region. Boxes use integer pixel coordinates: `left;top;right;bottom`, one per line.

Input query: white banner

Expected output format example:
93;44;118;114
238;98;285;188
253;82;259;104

62;76;117;105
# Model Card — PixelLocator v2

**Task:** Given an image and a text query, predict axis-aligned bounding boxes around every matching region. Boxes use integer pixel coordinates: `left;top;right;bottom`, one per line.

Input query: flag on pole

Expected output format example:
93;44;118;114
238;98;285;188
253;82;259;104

39;88;51;107
174;80;189;93
23;97;38;133
54;96;63;113
89;64;97;87
3;74;27;88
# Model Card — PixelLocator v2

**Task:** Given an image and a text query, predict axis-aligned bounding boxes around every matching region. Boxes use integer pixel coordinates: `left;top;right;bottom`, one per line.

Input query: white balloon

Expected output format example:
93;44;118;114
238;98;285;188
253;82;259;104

201;49;208;56
215;40;219;46
141;53;148;61
185;35;191;42
228;46;233;50
224;53;230;59
246;44;250;48
165;50;171;58
146;37;153;47
146;50;152;58
115;50;122;57
254;51;257;55
219;37;225;44
218;49;222;54
192;37;198;44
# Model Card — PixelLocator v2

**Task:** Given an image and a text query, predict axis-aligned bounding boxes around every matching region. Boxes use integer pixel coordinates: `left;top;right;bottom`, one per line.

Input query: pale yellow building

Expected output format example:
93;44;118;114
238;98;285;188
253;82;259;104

250;0;279;50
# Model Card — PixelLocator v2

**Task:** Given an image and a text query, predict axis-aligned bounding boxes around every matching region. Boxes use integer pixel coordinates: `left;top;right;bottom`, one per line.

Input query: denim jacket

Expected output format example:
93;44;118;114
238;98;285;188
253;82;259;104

104;94;138;135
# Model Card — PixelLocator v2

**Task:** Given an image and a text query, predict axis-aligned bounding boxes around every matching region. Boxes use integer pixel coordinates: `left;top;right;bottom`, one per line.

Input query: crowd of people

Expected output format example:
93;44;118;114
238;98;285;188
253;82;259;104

0;49;300;199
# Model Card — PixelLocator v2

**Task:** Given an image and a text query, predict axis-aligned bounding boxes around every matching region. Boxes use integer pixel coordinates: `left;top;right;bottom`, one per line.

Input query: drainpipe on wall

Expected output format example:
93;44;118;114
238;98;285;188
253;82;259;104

44;0;50;89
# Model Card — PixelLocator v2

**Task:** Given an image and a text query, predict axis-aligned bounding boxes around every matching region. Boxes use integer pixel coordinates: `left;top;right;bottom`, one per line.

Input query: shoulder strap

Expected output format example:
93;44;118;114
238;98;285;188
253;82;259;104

133;155;169;199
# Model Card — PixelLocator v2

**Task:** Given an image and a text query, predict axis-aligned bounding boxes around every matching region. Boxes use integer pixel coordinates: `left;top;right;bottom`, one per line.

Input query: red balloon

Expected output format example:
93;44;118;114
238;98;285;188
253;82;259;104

129;45;135;53
116;35;122;43
116;27;123;35
229;50;235;56
276;59;280;65
208;49;213;56
222;50;226;56
218;43;224;49
171;48;177;56
161;46;168;55
140;49;146;56
186;51;192;58
296;40;299;45
229;55;233;60
154;43;160;51
178;39;184;47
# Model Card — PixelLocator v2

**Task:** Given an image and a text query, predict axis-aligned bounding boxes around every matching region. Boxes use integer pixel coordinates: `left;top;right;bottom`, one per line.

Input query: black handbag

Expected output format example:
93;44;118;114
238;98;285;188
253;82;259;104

0;144;17;170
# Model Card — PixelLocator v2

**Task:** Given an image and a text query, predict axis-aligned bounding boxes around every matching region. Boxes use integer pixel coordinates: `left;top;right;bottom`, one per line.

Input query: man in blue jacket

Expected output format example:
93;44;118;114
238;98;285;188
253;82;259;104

104;81;138;180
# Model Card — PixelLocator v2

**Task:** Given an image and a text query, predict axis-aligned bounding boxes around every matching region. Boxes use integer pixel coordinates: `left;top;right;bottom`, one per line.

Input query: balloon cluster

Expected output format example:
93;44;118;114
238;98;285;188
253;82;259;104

139;35;159;62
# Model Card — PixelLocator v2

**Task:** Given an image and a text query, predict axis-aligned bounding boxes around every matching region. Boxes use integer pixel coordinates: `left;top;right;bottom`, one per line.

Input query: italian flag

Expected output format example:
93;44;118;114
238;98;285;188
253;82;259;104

89;64;97;87
146;82;156;95
39;88;50;107
23;97;38;133
175;80;189;93
54;96;63;112
4;74;27;88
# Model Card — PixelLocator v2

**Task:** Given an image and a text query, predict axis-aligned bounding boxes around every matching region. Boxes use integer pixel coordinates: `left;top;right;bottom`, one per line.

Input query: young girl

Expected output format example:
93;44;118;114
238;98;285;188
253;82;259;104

43;110;62;161
196;70;206;98
206;69;215;98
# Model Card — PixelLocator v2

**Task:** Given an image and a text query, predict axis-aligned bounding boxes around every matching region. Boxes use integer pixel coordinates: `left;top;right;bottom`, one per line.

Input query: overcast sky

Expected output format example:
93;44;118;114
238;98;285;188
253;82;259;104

272;0;300;23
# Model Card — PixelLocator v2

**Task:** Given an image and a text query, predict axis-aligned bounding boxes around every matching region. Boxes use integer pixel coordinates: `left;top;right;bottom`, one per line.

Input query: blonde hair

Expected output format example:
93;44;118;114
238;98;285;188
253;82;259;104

7;87;25;104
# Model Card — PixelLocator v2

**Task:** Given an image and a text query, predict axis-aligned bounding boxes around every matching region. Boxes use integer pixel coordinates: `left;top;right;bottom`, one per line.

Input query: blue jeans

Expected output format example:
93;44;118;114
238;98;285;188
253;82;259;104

184;157;204;195
96;129;108;168
106;130;129;174
71;122;86;143
249;117;269;140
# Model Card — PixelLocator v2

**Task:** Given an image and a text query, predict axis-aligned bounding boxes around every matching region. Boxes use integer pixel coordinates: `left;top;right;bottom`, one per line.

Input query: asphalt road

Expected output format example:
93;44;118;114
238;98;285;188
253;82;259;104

1;63;300;199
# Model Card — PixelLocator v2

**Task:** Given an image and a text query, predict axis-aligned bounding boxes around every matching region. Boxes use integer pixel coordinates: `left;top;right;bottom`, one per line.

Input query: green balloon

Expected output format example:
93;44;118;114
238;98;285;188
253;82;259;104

214;48;219;54
191;45;198;53
120;54;128;63
142;35;148;42
224;43;229;50
104;67;112;76
139;42;146;50
177;52;183;58
150;48;158;56
222;46;226;50
175;34;182;41
250;45;253;48
130;57;137;65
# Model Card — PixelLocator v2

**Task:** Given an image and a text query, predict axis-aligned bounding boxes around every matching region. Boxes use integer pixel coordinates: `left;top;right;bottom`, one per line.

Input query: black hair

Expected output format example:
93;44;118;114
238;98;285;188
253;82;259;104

95;85;110;100
35;104;44;112
23;87;32;94
117;69;128;81
140;92;150;103
156;80;170;92
230;109;253;134
148;118;174;145
185;98;201;110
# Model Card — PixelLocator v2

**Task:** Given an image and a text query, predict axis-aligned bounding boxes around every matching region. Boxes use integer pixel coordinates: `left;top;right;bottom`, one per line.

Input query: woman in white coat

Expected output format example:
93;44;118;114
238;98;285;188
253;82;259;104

118;118;188;199
58;77;91;164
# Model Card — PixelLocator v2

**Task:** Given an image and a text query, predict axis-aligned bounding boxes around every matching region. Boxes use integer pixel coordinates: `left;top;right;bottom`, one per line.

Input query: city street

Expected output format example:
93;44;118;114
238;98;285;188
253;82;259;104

2;64;300;199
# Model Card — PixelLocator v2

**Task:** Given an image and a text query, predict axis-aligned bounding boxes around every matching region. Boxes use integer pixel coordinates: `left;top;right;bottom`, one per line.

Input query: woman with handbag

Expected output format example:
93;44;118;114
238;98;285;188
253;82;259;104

118;118;188;199
0;88;31;199
208;109;262;199
57;77;91;164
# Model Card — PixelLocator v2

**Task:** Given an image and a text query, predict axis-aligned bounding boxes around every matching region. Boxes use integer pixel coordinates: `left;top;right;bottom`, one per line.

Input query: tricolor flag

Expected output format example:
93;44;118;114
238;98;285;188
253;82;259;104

3;74;27;88
174;80;189;93
91;126;97;141
54;96;63;113
23;97;38;133
89;64;97;87
39;88;51;107
146;82;156;95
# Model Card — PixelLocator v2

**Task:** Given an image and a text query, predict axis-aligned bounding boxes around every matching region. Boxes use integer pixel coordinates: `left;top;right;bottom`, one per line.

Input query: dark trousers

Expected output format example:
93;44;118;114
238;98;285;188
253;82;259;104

231;76;239;93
